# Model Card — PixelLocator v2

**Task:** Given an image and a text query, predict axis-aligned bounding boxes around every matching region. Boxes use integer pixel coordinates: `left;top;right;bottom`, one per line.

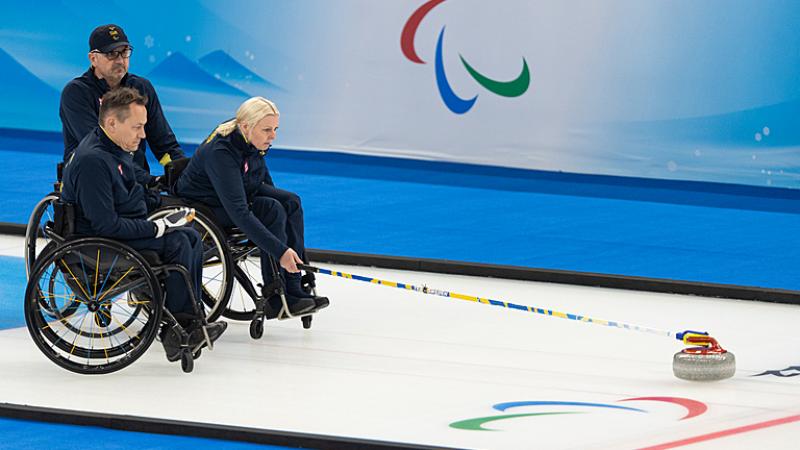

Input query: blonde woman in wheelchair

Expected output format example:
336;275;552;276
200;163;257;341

175;97;329;323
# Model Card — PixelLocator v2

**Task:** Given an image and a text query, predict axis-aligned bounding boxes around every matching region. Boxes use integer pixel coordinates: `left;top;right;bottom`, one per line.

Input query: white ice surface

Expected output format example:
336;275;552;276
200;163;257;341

1;234;799;449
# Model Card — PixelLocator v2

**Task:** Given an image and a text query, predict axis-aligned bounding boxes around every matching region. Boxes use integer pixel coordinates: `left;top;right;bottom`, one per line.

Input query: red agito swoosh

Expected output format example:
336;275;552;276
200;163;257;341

400;0;446;64
620;397;708;420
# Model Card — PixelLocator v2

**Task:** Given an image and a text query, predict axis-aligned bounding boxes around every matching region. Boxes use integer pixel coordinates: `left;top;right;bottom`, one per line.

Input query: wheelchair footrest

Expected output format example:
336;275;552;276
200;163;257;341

256;294;325;321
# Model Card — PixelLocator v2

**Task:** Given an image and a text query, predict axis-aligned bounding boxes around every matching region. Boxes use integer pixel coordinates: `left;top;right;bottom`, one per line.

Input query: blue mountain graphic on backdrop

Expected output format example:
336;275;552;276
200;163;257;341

198;50;282;92
0;47;59;103
611;100;800;147
0;47;60;130
147;51;249;97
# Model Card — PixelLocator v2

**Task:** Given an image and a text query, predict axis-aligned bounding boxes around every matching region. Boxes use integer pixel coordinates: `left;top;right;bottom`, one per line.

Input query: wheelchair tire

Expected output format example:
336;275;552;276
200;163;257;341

25;238;163;374
223;262;262;321
26;241;81;320
25;193;59;278
249;319;264;339
148;207;233;322
223;241;283;321
181;349;194;373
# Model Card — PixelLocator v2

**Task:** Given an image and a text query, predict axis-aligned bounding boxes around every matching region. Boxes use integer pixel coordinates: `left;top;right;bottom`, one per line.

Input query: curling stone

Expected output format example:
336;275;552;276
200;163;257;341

673;334;735;381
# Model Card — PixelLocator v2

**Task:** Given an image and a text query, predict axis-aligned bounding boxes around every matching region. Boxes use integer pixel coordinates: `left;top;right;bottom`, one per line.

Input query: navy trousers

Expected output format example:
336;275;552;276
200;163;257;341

212;194;301;284
257;186;306;261
123;227;204;315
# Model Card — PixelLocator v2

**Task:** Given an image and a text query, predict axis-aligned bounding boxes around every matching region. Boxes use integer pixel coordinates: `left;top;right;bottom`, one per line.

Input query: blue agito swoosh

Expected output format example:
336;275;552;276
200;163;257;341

435;26;477;114
494;401;646;412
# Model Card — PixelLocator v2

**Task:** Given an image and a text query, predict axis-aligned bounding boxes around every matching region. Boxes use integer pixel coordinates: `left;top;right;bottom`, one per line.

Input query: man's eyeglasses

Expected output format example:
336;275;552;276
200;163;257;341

91;47;133;60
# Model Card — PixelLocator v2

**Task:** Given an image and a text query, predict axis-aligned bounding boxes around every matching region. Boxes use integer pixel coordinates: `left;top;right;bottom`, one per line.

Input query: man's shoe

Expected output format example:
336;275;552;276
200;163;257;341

188;321;228;351
159;325;182;362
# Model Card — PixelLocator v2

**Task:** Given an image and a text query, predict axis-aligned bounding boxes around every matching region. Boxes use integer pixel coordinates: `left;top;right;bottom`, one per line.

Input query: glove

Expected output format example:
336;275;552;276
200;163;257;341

146;175;163;189
153;207;195;238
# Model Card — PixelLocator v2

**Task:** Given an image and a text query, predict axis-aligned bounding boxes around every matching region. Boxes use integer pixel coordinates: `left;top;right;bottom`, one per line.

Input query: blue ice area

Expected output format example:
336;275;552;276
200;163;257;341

292;172;800;290
1;149;61;223
0;256;26;330
0;418;294;450
2;130;799;297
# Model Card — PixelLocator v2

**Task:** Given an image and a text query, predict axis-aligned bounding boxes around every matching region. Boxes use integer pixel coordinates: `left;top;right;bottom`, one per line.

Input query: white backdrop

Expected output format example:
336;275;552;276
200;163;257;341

0;0;798;187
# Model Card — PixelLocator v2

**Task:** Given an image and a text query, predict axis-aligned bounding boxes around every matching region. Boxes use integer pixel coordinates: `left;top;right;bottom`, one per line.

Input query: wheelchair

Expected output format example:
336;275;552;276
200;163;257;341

25;159;327;344
25;201;217;374
151;158;328;338
25;163;231;322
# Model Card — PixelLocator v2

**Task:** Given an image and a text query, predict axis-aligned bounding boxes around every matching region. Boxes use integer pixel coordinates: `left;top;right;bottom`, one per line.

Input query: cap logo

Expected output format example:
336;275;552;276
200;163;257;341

109;27;120;41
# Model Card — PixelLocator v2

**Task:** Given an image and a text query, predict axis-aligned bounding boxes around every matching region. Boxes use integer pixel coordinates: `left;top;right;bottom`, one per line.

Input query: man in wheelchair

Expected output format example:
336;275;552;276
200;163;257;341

60;87;227;362
175;96;329;317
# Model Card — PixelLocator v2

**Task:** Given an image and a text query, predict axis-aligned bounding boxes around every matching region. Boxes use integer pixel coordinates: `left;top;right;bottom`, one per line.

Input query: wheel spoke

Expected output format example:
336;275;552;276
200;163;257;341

27;240;162;373
68;307;91;359
92;248;100;299
95;266;134;303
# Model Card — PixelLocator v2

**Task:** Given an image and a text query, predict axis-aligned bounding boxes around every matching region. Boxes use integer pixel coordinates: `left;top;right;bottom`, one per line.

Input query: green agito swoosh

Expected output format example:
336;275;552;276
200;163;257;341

460;55;530;97
449;411;582;431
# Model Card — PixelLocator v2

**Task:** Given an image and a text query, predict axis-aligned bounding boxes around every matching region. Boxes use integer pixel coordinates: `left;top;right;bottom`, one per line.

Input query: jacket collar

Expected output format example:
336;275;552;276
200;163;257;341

230;128;260;157
84;67;130;92
96;126;134;160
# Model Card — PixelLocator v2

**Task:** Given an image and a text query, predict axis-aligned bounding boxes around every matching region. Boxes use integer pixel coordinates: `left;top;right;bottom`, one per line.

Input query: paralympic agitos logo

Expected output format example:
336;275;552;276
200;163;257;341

450;397;708;431
401;0;530;114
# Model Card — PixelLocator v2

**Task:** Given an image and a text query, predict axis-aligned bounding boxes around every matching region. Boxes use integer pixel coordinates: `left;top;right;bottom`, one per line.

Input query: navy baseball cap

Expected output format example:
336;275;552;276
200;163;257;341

89;24;131;52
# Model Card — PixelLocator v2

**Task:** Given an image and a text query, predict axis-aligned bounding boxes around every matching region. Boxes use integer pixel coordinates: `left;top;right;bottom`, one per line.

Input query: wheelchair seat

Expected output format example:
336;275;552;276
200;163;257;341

162;157;190;194
139;250;163;266
225;227;250;243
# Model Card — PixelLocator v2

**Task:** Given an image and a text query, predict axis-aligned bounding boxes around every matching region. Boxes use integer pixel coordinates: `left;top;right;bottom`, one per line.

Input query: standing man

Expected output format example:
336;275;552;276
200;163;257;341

60;24;184;176
61;87;226;361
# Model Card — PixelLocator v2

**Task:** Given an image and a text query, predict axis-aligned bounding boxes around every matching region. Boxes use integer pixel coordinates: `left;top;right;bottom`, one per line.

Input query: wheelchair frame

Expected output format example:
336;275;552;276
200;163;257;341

25;203;215;374
151;201;319;339
144;157;323;336
25;160;324;352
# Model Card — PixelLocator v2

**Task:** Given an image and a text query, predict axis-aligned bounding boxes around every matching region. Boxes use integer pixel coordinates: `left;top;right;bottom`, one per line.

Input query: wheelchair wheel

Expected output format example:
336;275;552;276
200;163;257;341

24;238;162;374
180;349;194;373
223;240;263;321
249;318;264;339
148;207;233;322
25;193;59;278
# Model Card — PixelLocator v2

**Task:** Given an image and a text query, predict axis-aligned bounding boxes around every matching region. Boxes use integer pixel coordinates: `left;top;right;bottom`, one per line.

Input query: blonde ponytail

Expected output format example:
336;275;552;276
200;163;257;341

208;97;280;143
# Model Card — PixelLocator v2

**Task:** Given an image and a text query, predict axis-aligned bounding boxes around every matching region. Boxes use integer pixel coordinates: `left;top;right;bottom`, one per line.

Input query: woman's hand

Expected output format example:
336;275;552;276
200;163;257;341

279;248;303;273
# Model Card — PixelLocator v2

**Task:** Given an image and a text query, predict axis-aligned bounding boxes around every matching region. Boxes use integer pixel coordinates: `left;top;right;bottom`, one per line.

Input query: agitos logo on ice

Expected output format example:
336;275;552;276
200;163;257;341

400;0;530;114
450;397;708;431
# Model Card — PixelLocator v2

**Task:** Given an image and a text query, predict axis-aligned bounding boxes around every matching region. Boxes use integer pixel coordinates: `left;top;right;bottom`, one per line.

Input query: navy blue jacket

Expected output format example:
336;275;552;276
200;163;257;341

61;127;157;240
59;68;184;171
176;128;286;258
